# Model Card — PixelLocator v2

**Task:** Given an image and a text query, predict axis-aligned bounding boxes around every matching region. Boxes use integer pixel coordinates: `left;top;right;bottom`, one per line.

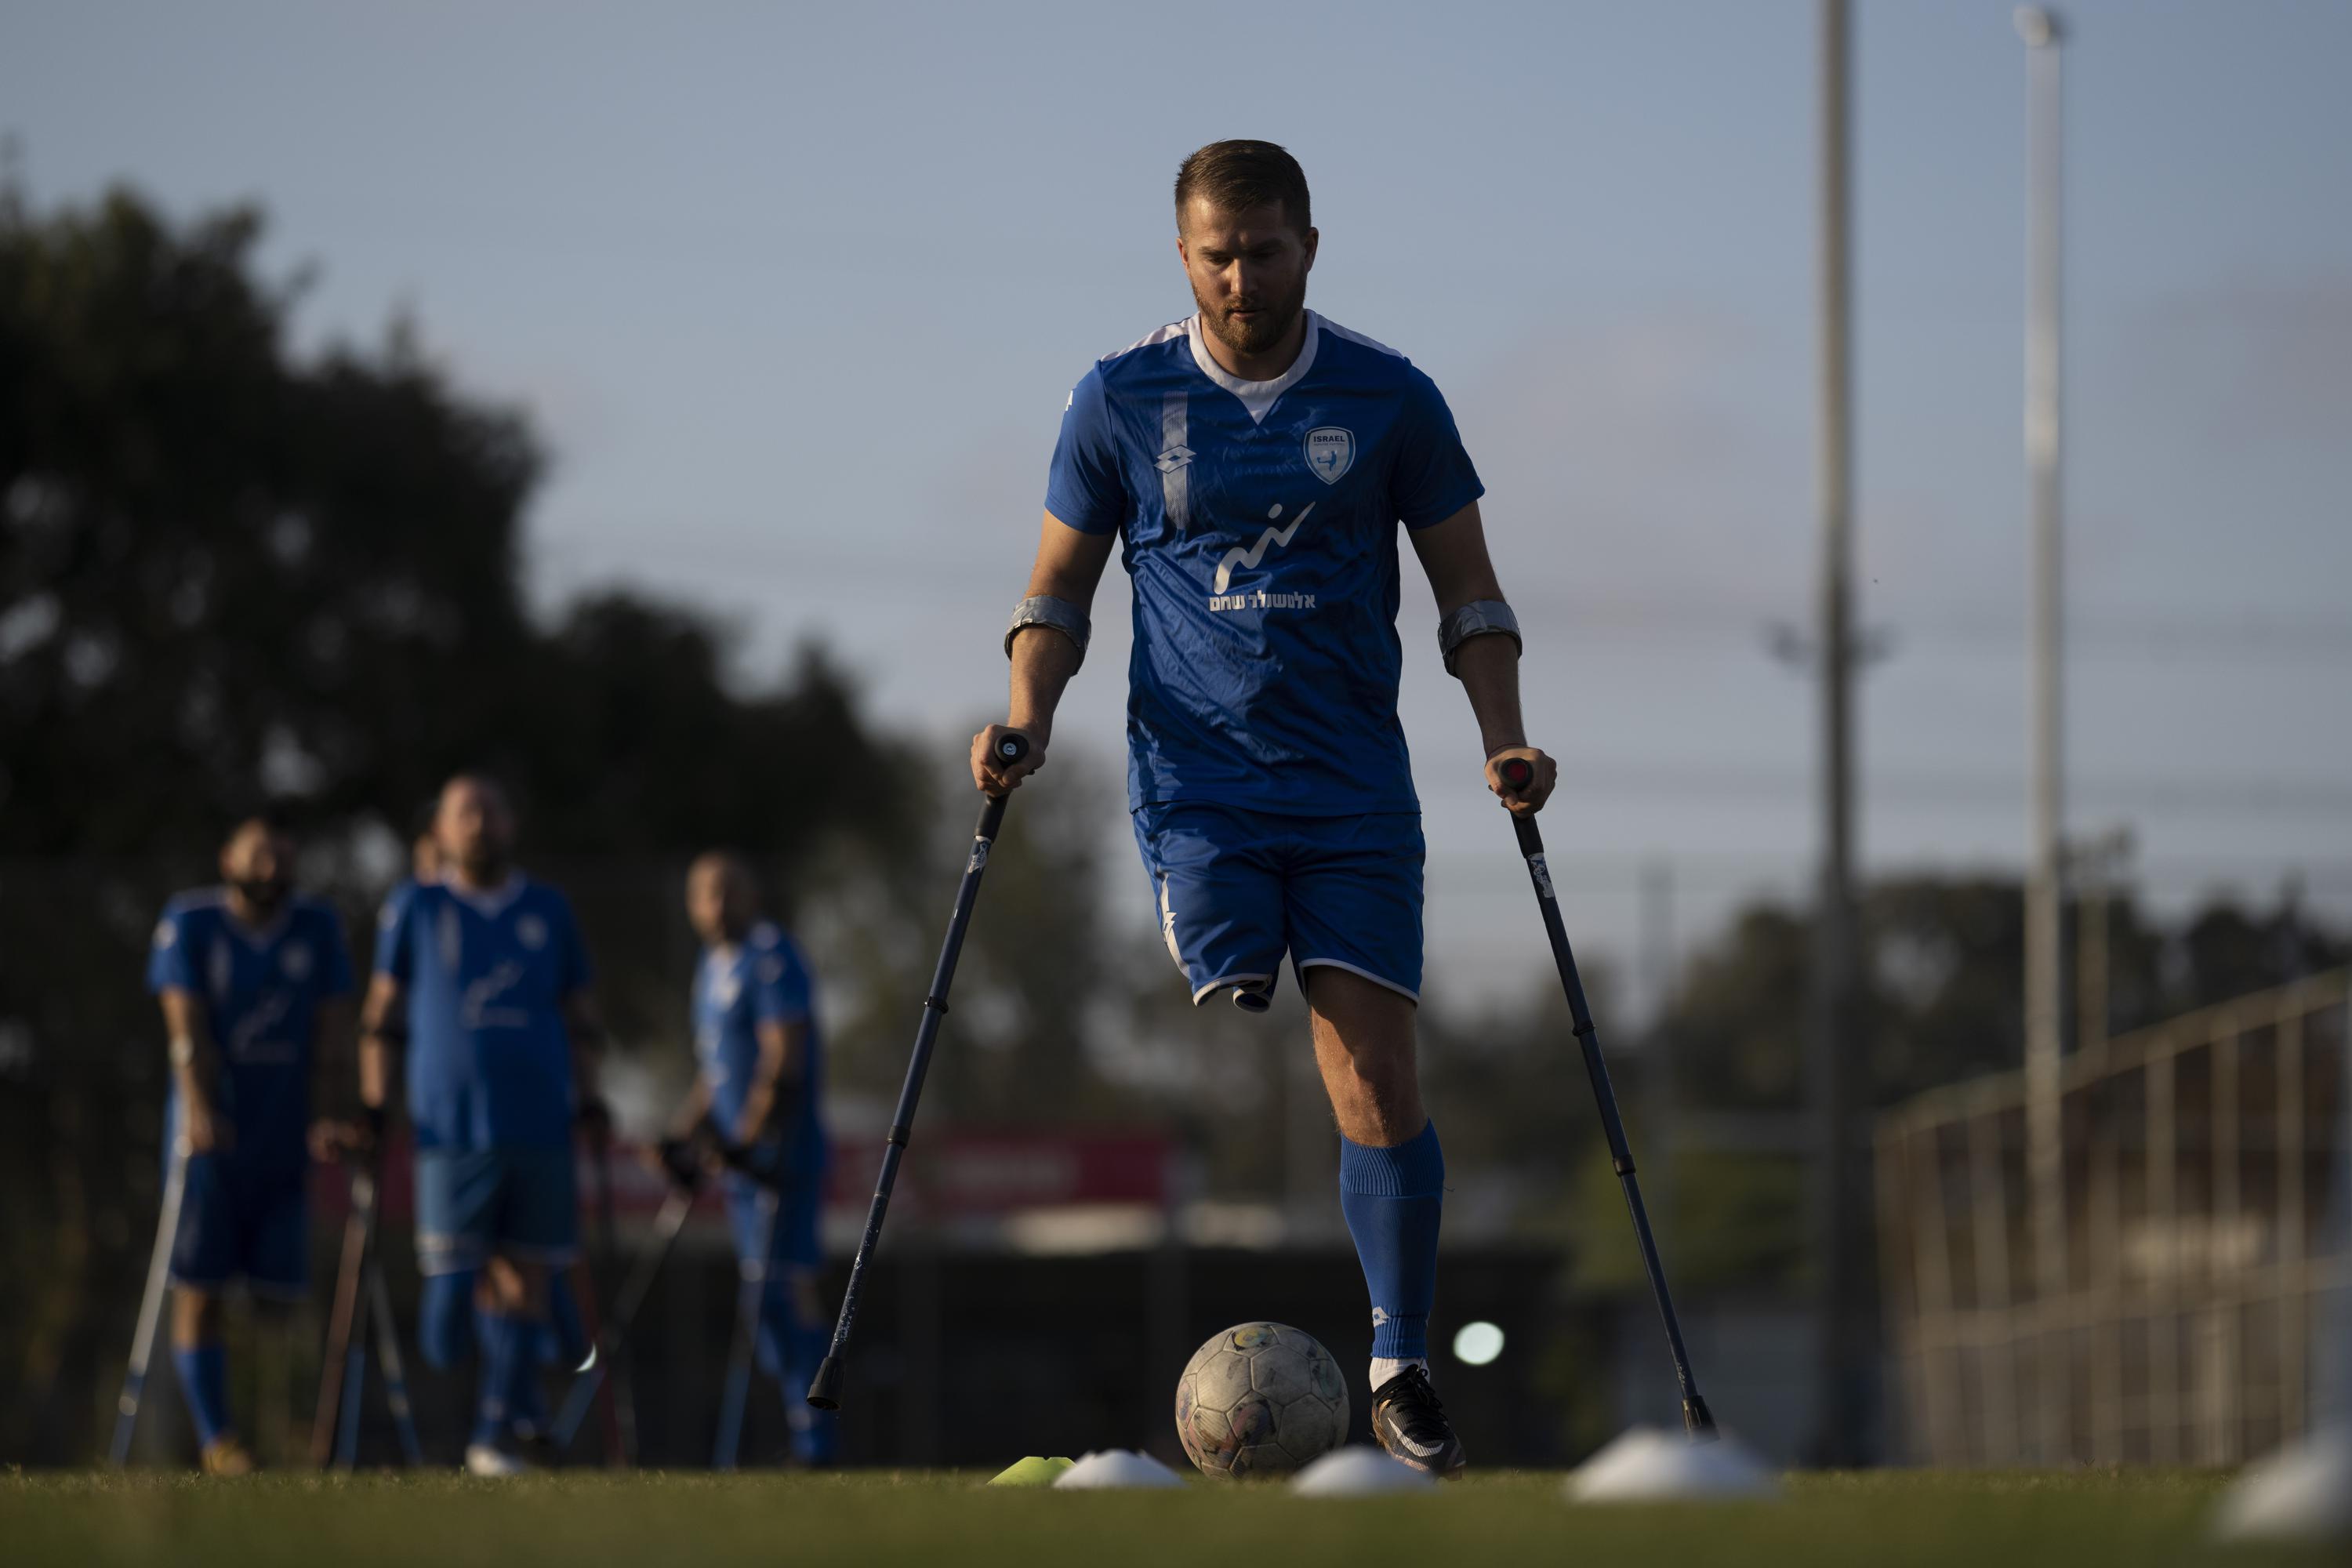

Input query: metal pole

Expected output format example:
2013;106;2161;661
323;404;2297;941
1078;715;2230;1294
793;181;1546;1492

1807;0;1871;1468
2017;2;2067;1465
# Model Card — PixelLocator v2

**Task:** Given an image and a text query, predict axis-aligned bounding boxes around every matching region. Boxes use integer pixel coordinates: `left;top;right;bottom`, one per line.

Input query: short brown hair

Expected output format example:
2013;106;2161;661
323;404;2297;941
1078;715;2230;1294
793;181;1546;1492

1174;140;1311;235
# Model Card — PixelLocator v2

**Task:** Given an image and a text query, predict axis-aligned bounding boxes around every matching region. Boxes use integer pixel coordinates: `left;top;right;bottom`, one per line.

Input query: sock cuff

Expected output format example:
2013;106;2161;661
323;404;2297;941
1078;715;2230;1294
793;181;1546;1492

1338;1120;1444;1198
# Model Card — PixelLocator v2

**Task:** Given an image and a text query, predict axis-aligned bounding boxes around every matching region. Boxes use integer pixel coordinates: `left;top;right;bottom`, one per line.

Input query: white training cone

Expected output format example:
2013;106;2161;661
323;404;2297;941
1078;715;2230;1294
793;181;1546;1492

1290;1446;1438;1496
1563;1426;1779;1503
2212;1427;2352;1544
1052;1449;1186;1490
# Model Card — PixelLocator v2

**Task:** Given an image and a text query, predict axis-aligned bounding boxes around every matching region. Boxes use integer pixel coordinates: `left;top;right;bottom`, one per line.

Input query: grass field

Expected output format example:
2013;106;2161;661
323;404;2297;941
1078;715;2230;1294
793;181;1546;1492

0;1468;2333;1567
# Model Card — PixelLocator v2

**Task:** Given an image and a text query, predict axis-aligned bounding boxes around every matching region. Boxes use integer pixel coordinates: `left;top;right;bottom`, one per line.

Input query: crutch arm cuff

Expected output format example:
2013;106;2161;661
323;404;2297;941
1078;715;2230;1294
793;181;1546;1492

1005;595;1091;665
1439;598;1522;676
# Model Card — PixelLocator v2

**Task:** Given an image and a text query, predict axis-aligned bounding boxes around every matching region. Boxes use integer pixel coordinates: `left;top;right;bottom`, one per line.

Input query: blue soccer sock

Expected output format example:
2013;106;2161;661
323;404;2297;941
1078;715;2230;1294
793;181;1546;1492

470;1312;516;1448
546;1273;590;1370
173;1342;233;1449
1338;1120;1445;1368
492;1312;546;1445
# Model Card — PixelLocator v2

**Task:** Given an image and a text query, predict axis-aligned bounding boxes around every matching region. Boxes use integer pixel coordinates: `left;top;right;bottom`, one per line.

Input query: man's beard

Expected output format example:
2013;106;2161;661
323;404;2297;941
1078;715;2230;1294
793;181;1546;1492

1194;274;1307;361
455;845;509;884
234;877;289;914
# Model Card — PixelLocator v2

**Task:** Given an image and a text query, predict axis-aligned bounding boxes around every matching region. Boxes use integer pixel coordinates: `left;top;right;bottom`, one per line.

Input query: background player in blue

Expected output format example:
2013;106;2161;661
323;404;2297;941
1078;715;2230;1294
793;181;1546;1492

147;814;358;1474
661;851;837;1465
359;773;609;1475
974;141;1559;1478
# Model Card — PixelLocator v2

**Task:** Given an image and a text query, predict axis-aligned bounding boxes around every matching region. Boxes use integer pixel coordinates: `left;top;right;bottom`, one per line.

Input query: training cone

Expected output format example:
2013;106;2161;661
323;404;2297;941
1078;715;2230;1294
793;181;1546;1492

1051;1450;1185;1490
986;1456;1076;1487
1563;1426;1778;1503
1290;1446;1436;1496
2212;1427;2352;1544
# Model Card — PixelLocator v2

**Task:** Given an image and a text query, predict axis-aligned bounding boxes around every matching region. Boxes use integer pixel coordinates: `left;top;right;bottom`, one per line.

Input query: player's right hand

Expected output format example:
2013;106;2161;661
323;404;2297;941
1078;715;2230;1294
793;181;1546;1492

971;723;1044;796
180;1098;231;1156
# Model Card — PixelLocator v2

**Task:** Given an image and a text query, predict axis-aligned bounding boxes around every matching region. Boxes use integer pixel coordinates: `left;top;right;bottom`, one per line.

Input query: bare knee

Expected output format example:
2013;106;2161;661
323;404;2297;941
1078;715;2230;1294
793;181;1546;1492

485;1257;548;1316
172;1286;222;1349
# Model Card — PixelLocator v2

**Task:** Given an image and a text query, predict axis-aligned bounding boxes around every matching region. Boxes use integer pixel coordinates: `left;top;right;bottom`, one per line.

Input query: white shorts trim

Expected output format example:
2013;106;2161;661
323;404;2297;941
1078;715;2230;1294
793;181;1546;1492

1190;972;1275;1007
1296;956;1420;1004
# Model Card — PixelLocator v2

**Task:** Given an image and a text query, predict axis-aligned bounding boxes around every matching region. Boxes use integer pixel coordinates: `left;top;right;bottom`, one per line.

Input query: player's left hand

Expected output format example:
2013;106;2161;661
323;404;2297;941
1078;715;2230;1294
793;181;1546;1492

1485;746;1557;818
308;1117;368;1165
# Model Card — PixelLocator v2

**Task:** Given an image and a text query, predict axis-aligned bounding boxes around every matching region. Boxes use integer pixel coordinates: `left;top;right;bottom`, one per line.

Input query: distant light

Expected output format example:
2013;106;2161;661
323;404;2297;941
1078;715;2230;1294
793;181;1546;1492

2014;6;2060;48
1452;1321;1505;1367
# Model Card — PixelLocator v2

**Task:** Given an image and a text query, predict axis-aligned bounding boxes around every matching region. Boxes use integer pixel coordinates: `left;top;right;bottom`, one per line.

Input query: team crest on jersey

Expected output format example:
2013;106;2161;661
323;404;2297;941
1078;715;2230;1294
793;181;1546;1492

515;913;548;951
280;942;311;982
1304;427;1354;485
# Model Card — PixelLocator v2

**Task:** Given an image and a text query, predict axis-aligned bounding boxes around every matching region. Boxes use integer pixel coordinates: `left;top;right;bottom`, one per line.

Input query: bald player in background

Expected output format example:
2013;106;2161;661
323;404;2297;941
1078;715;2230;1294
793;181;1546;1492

662;852;837;1466
360;775;608;1475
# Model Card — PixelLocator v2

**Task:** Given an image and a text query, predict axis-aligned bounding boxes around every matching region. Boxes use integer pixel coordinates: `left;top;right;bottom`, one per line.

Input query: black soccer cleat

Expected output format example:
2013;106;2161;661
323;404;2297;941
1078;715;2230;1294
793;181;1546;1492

1370;1365;1468;1479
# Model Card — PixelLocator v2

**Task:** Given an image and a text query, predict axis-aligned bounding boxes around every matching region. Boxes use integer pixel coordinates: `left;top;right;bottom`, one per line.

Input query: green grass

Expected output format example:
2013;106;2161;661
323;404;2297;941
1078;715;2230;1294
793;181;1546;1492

0;1468;2332;1567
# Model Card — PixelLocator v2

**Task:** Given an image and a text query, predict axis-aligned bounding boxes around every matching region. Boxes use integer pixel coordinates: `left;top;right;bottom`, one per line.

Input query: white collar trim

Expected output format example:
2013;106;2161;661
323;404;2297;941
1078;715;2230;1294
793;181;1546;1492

1185;310;1321;424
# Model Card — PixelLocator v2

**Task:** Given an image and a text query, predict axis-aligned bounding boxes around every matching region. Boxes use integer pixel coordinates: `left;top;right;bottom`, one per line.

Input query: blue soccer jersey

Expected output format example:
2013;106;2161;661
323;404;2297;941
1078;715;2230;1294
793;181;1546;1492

695;921;826;1175
373;876;593;1152
1044;310;1485;816
147;891;355;1178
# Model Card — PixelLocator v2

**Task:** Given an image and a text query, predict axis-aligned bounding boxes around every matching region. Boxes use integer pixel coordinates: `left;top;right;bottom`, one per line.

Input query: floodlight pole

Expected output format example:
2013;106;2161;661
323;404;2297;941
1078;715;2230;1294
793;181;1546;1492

1806;0;1872;1468
2017;3;2069;1466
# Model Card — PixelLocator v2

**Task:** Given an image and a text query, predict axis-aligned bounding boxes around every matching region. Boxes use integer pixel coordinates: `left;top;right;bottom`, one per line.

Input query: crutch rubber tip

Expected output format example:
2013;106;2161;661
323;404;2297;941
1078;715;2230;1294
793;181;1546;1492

805;1356;844;1410
1682;1395;1719;1441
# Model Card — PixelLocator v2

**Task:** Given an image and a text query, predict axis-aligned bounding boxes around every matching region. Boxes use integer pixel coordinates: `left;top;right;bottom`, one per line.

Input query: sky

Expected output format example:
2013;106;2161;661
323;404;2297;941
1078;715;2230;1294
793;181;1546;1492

6;0;2349;1013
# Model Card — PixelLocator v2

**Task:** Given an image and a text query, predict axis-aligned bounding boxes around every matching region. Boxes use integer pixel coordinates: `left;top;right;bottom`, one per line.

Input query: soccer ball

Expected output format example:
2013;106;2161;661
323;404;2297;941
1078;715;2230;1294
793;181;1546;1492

1174;1321;1349;1477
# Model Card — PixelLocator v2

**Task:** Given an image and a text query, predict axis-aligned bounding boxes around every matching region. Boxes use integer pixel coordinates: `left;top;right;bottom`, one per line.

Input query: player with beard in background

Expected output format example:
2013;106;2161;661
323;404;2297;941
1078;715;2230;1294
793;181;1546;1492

147;814;361;1473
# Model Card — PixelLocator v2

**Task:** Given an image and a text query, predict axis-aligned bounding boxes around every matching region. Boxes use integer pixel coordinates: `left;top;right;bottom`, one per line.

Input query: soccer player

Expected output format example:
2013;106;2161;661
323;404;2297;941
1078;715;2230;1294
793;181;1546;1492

147;814;358;1474
972;140;1557;1478
359;774;608;1475
664;851;837;1465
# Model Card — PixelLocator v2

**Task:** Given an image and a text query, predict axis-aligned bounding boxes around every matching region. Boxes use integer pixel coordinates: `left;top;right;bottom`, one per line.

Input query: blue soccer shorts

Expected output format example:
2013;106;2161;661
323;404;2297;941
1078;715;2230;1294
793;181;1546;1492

414;1147;579;1276
169;1153;310;1300
1131;802;1425;1008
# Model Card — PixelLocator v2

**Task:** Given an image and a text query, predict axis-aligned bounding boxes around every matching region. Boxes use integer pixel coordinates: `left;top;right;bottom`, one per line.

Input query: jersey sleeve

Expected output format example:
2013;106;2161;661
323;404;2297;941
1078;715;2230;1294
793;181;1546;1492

147;905;198;994
750;933;813;1028
1042;367;1128;535
314;906;358;998
372;884;418;982
1390;368;1486;530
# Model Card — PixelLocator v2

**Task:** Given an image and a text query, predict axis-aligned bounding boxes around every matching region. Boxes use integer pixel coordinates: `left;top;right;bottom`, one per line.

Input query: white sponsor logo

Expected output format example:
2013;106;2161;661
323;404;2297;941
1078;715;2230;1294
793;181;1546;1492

280;942;312;982
1155;444;1194;474
1212;501;1316;594
1529;852;1557;902
227;992;299;1064
1305;426;1354;484
1208;590;1319;614
462;960;532;1029
967;838;992;874
1371;1306;1392;1327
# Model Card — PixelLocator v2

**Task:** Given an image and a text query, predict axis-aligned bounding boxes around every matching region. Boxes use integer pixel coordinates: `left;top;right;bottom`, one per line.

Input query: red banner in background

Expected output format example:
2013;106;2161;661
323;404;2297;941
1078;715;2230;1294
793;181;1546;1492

842;1129;1173;1216
309;1127;1173;1225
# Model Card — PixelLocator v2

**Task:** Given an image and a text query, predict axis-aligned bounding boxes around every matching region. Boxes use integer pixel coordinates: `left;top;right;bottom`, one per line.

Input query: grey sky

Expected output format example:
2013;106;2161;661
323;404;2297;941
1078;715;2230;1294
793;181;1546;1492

8;0;2348;1010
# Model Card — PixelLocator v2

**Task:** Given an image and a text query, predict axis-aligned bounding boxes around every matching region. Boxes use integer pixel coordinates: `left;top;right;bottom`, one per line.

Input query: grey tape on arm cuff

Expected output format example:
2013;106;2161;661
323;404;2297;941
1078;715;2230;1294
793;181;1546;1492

1004;595;1091;665
1439;598;1523;676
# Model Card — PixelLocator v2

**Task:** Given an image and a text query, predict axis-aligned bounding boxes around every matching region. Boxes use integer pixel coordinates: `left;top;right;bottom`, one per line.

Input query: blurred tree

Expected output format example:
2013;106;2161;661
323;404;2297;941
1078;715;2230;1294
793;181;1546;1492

0;180;913;862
